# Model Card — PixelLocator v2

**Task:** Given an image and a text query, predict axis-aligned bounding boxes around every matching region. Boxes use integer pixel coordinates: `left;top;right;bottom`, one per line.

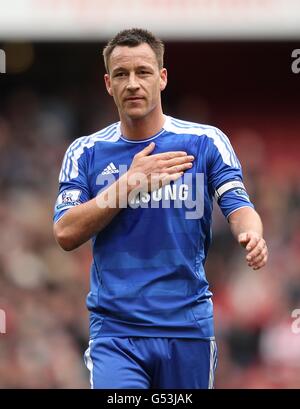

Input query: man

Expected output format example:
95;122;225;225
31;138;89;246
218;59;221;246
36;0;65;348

53;28;268;389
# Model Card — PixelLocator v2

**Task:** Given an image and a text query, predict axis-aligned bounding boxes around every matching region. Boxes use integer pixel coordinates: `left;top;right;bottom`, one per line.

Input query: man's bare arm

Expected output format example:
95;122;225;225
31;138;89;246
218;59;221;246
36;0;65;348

53;175;130;251
53;142;194;251
228;207;268;270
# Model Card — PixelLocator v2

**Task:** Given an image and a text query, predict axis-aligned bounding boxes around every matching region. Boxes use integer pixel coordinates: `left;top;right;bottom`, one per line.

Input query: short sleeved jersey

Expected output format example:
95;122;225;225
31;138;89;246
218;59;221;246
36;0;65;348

54;116;253;339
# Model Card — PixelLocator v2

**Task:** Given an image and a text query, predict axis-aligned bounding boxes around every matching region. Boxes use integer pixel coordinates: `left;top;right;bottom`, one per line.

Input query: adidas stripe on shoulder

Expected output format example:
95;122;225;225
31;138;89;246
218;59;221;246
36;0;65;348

165;116;240;169
59;123;120;182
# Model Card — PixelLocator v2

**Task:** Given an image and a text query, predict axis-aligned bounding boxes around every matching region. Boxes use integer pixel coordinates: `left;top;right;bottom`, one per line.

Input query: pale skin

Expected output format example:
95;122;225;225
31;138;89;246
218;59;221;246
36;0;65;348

53;43;268;270
228;207;268;270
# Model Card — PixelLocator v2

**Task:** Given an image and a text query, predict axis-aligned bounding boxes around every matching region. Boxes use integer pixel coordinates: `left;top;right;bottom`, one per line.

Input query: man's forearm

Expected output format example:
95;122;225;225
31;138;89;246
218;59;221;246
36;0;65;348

228;206;268;270
228;207;263;241
53;174;131;251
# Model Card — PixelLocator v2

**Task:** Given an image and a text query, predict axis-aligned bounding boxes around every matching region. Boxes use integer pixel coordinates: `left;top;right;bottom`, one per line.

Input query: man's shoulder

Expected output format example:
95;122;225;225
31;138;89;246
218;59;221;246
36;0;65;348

68;122;121;152
59;122;121;183
165;116;224;139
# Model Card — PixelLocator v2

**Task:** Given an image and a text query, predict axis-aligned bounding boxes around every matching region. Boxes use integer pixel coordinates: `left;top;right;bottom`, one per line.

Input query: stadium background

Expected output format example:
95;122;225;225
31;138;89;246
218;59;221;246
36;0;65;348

0;0;300;388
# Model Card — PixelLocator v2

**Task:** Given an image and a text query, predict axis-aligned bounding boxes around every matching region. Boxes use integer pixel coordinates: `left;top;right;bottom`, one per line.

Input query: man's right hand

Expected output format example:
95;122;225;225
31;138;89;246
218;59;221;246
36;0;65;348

126;142;194;192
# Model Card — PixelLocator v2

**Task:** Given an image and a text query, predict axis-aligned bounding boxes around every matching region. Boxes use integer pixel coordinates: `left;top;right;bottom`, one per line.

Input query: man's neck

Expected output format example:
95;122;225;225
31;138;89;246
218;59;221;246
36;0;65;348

120;110;165;141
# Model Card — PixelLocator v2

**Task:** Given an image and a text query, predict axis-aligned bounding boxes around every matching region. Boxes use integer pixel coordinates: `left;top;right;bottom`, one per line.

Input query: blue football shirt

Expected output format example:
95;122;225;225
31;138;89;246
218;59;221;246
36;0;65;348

54;115;253;339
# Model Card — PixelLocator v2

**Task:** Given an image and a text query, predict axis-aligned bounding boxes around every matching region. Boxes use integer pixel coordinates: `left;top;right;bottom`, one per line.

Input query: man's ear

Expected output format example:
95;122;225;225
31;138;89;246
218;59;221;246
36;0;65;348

160;68;168;91
104;73;113;96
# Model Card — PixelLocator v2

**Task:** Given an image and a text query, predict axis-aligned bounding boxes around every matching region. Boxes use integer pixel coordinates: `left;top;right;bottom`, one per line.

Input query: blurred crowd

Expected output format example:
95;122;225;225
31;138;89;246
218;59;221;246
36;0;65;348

0;86;300;388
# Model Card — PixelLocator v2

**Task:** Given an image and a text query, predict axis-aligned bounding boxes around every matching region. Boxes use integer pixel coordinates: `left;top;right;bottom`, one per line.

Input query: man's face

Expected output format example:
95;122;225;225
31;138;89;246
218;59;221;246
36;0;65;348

104;43;167;120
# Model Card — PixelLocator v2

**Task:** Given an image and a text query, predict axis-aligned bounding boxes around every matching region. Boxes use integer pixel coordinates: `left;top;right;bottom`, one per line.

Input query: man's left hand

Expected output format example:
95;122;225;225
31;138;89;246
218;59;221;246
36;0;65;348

238;231;268;270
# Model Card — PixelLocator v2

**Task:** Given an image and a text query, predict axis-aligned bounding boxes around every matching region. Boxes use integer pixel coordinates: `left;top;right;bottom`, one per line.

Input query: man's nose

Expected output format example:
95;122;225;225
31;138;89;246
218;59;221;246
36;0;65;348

126;73;140;91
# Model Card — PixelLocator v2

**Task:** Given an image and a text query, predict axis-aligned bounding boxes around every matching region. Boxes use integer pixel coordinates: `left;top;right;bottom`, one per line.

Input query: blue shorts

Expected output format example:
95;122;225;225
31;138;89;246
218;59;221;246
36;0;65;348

84;337;217;389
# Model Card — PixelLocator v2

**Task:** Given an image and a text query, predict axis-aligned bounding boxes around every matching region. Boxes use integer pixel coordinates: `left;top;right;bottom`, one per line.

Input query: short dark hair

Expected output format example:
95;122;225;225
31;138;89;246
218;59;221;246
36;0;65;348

103;28;165;73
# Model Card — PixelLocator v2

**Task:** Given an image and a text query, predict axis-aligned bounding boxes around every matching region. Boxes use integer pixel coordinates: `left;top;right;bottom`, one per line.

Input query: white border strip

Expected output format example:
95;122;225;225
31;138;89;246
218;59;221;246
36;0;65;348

84;339;94;389
208;339;217;389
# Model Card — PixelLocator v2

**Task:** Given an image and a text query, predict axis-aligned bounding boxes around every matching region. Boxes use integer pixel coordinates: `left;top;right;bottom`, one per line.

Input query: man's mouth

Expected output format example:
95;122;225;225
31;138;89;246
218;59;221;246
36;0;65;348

125;96;144;101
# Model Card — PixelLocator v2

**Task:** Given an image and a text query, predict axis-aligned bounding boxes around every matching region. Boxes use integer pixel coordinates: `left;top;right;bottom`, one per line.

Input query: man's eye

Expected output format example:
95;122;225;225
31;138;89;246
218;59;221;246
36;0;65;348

139;71;150;75
115;72;126;77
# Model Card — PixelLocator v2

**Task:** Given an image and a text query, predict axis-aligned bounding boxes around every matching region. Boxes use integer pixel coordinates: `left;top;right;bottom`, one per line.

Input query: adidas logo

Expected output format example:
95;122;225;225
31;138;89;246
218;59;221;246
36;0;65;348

101;162;119;175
